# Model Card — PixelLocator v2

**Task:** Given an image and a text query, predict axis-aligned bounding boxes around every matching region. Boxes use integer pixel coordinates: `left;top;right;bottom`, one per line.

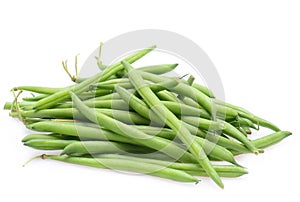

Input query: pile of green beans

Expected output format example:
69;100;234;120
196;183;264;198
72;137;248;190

4;45;291;188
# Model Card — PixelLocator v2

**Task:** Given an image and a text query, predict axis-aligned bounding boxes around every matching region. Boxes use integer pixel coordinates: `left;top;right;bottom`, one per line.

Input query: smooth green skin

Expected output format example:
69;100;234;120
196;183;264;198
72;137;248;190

71;93;198;164
22;133;78;142
156;90;181;103
192;83;215;98
186;170;246;178
61;141;153;156
181;116;258;153
137;64;178;74
96;154;247;177
22;134;61;142
116;63;178;78
43;155;199;183
232;131;292;155
14;108;150;125
33;46;156;110
122;61;223;188
27;121;139;144
182;97;202;109
92;82;133;90
23;94;48;102
58;99;129;110
24;139;77;150
21;88;111;103
162;101;210;119
14;86;62;94
116;86;240;165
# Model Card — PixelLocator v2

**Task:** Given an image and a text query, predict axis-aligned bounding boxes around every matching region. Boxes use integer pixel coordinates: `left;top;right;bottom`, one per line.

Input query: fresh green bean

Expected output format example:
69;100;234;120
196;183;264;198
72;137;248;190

22;133;78;142
117;64;178;77
41;155;199;183
14;108;151;125
61;141;154;156
192;83;215;98
27;121;139;144
24;139;77;150
232;131;292;155
162;101;210;119
23;94;48;102
96;154;247;177
14;86;62;94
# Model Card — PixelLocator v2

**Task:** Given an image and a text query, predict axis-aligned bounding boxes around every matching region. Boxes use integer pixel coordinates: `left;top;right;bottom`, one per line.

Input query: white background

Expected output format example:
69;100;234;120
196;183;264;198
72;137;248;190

1;0;299;201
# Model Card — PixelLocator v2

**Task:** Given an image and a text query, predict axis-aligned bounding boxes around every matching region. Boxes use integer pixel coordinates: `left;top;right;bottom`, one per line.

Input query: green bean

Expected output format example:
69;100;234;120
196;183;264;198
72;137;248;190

22;133;78;142
71;93;198;163
93;78;130;86
117;64;178;77
156;90;181;102
92;82;133;90
122;61;223;188
61;141;154;156
27;121;139;144
23;94;48;102
28;121;158;144
134;64;178;75
24;139;77;150
186;170;246;178
58;99;129;110
14;108;151;125
41;155;199;183
182;97;202;108
162;101;210;119
192;83;215;98
133;126;176;140
33;46;156;110
14;86;62;94
232;131;292;155
96;154;247;177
